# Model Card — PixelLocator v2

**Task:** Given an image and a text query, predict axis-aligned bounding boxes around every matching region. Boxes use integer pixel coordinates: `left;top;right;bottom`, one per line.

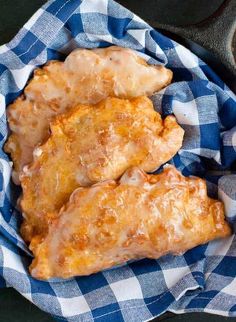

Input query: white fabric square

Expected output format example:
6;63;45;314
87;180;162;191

128;29;146;48
110;277;143;301
205;235;234;256
0;159;12;190
162;266;191;289
80;0;108;14
173;99;199;126
86;33;113;43
203;308;229;316
59;296;90;316
11;65;34;89
0;94;5;118
233;131;236;147
24;8;44;30
175;44;199;69
156;44;165;56
0;45;8;54
2;246;26;274
218;188;236;219
221;278;236;296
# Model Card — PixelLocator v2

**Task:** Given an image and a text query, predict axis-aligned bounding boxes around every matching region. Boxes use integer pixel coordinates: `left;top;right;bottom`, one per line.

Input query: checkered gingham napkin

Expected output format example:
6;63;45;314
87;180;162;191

0;0;236;321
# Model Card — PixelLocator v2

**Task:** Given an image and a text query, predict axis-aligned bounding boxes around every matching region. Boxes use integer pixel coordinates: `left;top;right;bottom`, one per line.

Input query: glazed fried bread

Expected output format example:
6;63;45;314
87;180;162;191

5;46;172;184
30;165;231;280
20;96;184;242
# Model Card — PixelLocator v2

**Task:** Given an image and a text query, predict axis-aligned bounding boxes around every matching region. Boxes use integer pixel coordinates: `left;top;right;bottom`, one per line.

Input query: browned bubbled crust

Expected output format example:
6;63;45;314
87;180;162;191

30;165;231;280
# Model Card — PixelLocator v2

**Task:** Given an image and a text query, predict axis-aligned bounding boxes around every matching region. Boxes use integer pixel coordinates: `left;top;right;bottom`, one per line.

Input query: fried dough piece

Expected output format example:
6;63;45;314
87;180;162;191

30;165;231;280
5;46;173;184
20;96;184;242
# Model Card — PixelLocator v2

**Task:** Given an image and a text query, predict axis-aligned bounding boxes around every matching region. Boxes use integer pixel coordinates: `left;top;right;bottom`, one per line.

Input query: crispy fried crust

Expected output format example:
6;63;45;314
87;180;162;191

30;165;231;280
20;96;184;242
5;46;173;184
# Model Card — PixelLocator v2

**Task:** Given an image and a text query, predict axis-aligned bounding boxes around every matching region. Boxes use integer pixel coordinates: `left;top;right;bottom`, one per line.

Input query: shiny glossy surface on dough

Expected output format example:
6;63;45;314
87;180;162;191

20;96;184;242
5;46;173;184
30;165;231;280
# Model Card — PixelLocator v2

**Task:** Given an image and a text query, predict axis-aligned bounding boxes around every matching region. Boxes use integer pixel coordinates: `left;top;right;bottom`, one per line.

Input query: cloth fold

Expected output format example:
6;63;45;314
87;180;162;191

0;0;235;321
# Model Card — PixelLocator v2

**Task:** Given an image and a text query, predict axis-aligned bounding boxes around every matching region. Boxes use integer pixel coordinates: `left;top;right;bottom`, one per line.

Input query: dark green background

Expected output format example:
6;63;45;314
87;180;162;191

0;1;234;321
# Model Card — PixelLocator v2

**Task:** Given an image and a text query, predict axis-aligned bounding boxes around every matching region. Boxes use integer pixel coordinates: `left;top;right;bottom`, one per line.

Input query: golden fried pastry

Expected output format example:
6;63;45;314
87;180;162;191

30;165;231;280
20;96;184;242
5;46;173;184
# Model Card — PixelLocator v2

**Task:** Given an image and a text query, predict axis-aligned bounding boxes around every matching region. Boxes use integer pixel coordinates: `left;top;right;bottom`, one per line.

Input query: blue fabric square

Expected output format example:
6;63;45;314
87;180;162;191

0;274;5;287
0;63;7;76
230;304;236;313
76;273;108;294
108;17;131;39
188;80;213;99
0;196;13;223
91;302;122;321
187;296;212;309
171;67;194;82
30;278;57;296
213;257;236;277
191;272;205;288
11;31;45;64
46;0;69;15
0;229;19;252
65;14;84;37
200;64;225;89
150;29;175;53
5;92;22;106
129;259;161;276
200;123;221;150
222;146;236;168
145;292;175;316
220;97;236;130
184;245;207;265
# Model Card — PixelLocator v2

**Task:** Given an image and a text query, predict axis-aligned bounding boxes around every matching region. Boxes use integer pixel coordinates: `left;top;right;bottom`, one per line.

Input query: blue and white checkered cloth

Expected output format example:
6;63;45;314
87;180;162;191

0;0;236;321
